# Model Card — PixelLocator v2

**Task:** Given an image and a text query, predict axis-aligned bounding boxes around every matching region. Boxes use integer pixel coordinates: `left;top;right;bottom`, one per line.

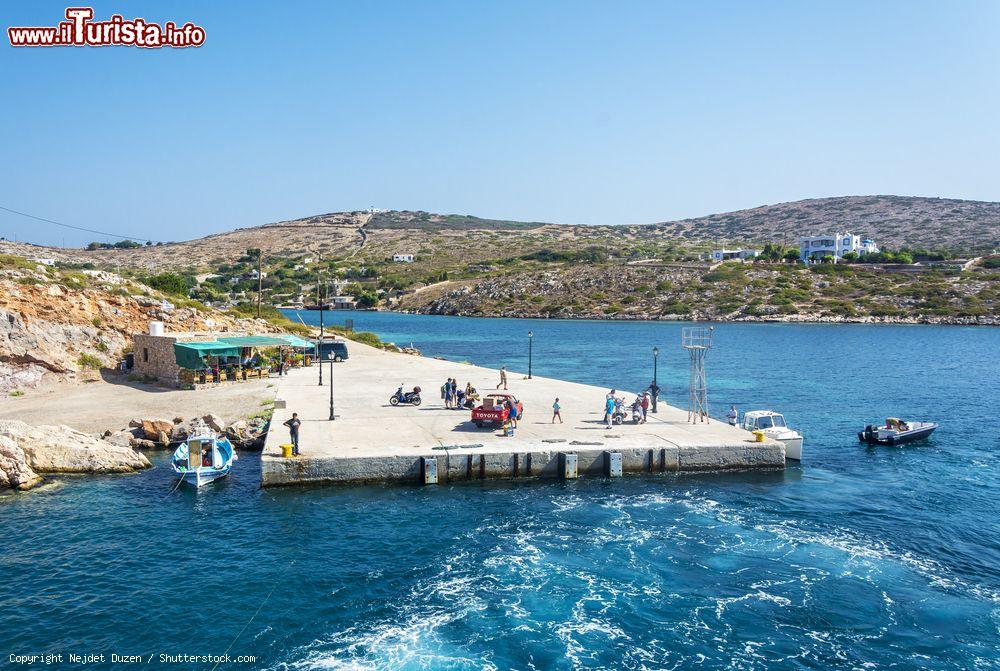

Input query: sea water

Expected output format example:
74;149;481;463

2;314;998;670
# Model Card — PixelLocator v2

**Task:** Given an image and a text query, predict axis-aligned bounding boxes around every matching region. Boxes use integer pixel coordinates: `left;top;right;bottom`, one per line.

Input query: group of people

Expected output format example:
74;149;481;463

441;378;479;409
601;383;660;428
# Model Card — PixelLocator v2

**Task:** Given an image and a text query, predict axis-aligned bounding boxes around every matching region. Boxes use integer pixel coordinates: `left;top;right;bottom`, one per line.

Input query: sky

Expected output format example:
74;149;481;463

2;1;999;247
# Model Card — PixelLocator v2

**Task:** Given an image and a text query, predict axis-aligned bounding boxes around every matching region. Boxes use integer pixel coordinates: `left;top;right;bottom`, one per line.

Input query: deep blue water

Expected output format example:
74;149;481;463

3;312;999;670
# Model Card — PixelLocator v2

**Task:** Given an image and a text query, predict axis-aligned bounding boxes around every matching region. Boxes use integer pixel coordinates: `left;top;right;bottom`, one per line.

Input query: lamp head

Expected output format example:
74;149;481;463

653;346;659;356
528;330;533;338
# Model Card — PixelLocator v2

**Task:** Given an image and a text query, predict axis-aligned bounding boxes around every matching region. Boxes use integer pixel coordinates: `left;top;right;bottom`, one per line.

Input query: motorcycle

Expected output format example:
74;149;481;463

389;386;422;406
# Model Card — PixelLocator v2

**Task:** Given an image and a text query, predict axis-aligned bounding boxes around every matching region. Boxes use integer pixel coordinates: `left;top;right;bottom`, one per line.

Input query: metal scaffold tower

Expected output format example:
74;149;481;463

682;326;713;423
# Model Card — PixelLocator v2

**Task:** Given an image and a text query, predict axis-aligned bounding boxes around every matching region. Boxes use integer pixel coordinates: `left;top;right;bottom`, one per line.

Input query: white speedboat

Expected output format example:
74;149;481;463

742;410;803;460
858;418;938;446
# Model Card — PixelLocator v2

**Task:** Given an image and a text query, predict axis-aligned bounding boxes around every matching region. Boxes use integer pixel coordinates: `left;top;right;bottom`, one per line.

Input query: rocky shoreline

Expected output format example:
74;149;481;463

0;419;151;491
0;412;269;492
393;307;999;327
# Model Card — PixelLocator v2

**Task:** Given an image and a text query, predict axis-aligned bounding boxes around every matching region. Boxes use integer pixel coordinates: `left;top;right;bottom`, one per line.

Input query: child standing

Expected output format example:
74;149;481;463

552;397;563;423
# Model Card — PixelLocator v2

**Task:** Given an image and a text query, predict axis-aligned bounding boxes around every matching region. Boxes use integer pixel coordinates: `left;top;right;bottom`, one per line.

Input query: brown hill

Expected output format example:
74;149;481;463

654;195;1000;251
3;196;996;272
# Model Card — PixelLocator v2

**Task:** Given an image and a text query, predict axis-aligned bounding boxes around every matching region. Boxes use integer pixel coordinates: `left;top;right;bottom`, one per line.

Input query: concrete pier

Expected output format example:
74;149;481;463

261;342;784;487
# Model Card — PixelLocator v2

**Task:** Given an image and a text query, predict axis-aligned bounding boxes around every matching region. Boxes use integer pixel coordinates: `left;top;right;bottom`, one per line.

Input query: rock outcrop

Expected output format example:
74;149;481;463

0;435;43;490
121;414;266;450
0;419;150;485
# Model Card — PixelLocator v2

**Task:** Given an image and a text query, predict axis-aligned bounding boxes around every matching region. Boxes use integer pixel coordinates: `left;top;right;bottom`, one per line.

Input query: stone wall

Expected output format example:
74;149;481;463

132;334;181;384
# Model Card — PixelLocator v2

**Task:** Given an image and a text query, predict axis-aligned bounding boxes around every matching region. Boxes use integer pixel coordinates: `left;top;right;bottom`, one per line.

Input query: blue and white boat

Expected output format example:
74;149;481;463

171;424;238;487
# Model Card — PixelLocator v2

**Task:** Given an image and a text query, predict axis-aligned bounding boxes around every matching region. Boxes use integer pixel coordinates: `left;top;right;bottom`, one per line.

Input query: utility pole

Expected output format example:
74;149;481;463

246;248;263;318
256;251;263;318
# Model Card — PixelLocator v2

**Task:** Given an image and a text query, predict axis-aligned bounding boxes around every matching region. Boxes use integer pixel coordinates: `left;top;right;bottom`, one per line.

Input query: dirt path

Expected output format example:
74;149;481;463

344;212;372;260
0;376;278;434
412;279;457;294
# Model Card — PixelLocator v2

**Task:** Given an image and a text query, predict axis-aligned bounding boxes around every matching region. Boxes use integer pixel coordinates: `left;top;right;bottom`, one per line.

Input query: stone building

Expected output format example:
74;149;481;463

131;325;310;387
132;330;238;385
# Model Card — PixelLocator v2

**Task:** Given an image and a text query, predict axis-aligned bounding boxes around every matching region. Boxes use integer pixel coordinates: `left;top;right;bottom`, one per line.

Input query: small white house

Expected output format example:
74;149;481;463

393;254;415;263
331;295;357;309
711;249;761;262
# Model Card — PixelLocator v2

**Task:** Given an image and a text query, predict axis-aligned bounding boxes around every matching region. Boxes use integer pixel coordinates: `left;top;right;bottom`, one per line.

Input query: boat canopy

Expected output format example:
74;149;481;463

173;341;241;369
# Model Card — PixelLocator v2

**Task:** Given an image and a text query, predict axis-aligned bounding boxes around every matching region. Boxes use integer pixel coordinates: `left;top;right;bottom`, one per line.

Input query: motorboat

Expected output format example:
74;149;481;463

171;423;237;487
741;410;803;460
858;418;938;446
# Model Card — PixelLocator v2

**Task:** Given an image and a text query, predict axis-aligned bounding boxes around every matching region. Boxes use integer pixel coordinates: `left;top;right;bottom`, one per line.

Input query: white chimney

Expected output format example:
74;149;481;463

149;321;164;337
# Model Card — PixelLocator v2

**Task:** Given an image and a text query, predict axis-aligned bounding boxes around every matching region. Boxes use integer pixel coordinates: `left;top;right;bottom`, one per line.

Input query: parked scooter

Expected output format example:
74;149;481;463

389;385;422;406
611;395;628;425
630;398;644;424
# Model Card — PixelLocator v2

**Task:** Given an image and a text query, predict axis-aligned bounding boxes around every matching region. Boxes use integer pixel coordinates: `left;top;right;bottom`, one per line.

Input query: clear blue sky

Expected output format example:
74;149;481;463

2;1;998;246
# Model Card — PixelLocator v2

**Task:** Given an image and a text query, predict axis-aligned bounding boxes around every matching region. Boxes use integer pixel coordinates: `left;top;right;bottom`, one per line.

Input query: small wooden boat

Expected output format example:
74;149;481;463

171;424;237;487
858;418;938;446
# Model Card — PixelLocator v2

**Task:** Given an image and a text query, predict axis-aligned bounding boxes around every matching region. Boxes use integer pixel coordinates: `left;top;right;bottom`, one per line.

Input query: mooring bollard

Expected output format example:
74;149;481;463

606;451;623;477
561;453;578;480
421;456;438;485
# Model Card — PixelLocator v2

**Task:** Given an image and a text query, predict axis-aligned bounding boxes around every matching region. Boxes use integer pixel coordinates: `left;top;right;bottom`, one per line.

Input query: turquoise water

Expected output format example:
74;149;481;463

3;313;999;670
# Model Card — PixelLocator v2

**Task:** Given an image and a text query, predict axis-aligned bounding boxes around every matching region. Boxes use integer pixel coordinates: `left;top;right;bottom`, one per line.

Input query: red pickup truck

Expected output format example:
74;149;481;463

471;393;523;428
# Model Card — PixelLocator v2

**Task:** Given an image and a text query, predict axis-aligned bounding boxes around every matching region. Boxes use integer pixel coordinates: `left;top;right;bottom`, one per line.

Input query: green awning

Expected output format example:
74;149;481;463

173;341;241;370
217;336;292;348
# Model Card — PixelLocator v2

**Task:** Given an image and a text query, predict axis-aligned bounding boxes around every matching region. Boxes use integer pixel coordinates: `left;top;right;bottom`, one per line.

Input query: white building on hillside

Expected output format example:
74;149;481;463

799;233;878;263
711;248;761;262
393;254;415;263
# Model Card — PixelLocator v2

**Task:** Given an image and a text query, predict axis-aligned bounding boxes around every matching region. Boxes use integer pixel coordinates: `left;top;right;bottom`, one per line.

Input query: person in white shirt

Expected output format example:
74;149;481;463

727;405;738;426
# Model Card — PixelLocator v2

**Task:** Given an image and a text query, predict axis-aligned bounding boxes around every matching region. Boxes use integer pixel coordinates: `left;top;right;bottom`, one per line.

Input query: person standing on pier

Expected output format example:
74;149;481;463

497;366;508;390
552;397;562;423
727;405;739;426
604;395;615;429
648;380;660;408
640;392;650;423
283;413;301;456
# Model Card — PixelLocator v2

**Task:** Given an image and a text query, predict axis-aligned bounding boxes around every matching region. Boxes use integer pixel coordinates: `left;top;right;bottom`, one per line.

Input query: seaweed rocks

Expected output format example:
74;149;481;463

223;416;269;451
0;419;150;490
120;414;265;450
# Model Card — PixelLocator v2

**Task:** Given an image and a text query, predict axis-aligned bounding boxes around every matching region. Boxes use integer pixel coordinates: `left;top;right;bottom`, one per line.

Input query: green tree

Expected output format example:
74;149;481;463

144;272;193;296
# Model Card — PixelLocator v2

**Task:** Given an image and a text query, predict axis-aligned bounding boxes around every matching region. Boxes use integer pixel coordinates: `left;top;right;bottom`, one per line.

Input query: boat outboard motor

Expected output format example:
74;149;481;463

863;425;876;443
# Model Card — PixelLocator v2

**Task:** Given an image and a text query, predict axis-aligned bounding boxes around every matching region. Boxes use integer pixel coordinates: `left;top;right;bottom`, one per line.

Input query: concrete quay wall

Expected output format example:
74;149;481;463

260;441;785;487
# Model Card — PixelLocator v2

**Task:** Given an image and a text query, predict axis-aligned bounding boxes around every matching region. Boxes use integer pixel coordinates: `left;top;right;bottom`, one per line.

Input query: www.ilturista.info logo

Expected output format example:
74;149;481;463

8;7;205;48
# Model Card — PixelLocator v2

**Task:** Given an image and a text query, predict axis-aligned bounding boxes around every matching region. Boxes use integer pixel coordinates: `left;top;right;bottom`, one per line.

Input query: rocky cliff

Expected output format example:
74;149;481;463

0;262;275;390
0;419;151;491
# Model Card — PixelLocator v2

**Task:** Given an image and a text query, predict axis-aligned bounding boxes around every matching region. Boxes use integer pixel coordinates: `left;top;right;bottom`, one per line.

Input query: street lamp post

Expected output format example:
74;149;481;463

652;346;660;413
527;331;533;379
318;271;326;386
328;353;335;420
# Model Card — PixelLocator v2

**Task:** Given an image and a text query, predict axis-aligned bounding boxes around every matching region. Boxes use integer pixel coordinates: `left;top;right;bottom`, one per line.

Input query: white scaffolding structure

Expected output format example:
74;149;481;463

682;327;713;423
